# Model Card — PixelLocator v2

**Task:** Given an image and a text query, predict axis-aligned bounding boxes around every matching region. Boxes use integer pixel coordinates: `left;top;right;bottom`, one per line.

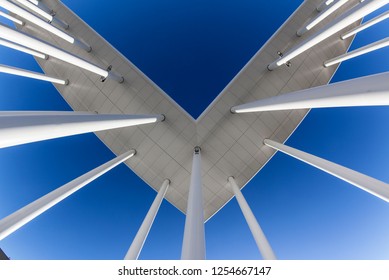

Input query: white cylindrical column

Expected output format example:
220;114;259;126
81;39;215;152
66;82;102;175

125;179;170;260
0;150;136;240
264;139;389;203
297;0;349;36
0;64;68;85
317;0;335;12
14;0;69;29
0;10;24;25
0;38;47;59
0;23;123;82
0;111;164;149
341;10;389;39
228;177;276;260
0;0;88;50
181;147;206;260
231;72;389;113
324;37;389;67
268;0;389;70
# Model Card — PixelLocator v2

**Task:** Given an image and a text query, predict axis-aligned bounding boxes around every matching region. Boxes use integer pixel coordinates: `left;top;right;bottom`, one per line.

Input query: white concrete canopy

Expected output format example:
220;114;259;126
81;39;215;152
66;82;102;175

17;0;364;221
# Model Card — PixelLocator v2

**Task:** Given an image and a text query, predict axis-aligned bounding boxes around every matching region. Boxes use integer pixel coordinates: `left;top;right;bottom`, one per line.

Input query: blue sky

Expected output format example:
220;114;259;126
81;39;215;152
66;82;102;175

0;0;389;260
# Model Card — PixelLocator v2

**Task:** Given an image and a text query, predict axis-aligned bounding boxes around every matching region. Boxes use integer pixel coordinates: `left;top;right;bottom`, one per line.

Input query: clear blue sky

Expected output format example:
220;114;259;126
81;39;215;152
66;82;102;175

1;0;389;260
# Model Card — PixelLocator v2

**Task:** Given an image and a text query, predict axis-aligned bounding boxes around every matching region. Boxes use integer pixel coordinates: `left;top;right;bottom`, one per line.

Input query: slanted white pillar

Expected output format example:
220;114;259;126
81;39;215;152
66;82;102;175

231;72;389;113
324;37;389;67
0;10;24;25
0;150;136;240
264;139;389;203
317;0;335;12
125;179;170;260
14;0;69;29
0;23;122;82
0;0;91;52
0;111;164;149
181;147;206;260
297;0;349;36
0;38;47;59
228;177;276;260
341;10;389;39
268;0;389;70
0;64;68;85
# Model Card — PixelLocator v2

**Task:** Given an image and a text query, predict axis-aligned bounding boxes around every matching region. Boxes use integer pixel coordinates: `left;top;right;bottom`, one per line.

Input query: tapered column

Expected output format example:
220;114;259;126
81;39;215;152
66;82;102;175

342;10;389;39
231;72;389;113
324;37;389;67
0;23;122;82
0;38;47;59
317;0;335;12
0;10;24;25
125;179;170;260
0;111;164;149
297;0;349;36
228;177;276;260
0;0;90;51
268;0;389;70
264;139;389;202
181;147;205;260
0;150;136;240
14;0;69;29
0;64;68;84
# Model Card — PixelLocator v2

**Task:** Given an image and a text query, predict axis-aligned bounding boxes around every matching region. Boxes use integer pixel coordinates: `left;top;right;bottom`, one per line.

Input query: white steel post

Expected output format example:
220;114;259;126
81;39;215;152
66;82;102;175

231;72;389;113
0;0;90;51
0;38;47;59
14;0;69;29
268;0;389;70
0;64;68;85
181;147;206;260
228;177;277;260
0;150;136;240
0;23;122;82
324;37;389;67
0;111;164;149
264;139;389;203
341;10;389;39
297;0;349;36
0;10;24;25
125;179;170;260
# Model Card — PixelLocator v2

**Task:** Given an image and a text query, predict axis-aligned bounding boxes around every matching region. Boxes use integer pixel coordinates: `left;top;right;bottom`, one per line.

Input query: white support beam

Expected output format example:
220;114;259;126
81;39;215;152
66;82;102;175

0;23;122;82
268;0;389;70
324;37;389;67
228;177;276;260
181;147;206;260
0;150;136;240
231;72;389;113
0;0;90;51
0;38;47;59
342;10;389;39
0;10;24;25
264;139;389;203
0;63;68;84
125;179;170;260
0;111;164;149
317;0;335;12
13;0;69;29
297;0;349;36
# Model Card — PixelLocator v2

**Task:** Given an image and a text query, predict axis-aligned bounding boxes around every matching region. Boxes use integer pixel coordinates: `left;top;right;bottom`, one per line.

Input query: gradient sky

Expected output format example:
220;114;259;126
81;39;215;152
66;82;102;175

0;0;389;260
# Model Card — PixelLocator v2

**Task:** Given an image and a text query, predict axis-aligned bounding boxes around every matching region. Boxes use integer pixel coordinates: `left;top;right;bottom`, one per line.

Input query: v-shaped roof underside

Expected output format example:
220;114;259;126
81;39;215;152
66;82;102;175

18;0;360;220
